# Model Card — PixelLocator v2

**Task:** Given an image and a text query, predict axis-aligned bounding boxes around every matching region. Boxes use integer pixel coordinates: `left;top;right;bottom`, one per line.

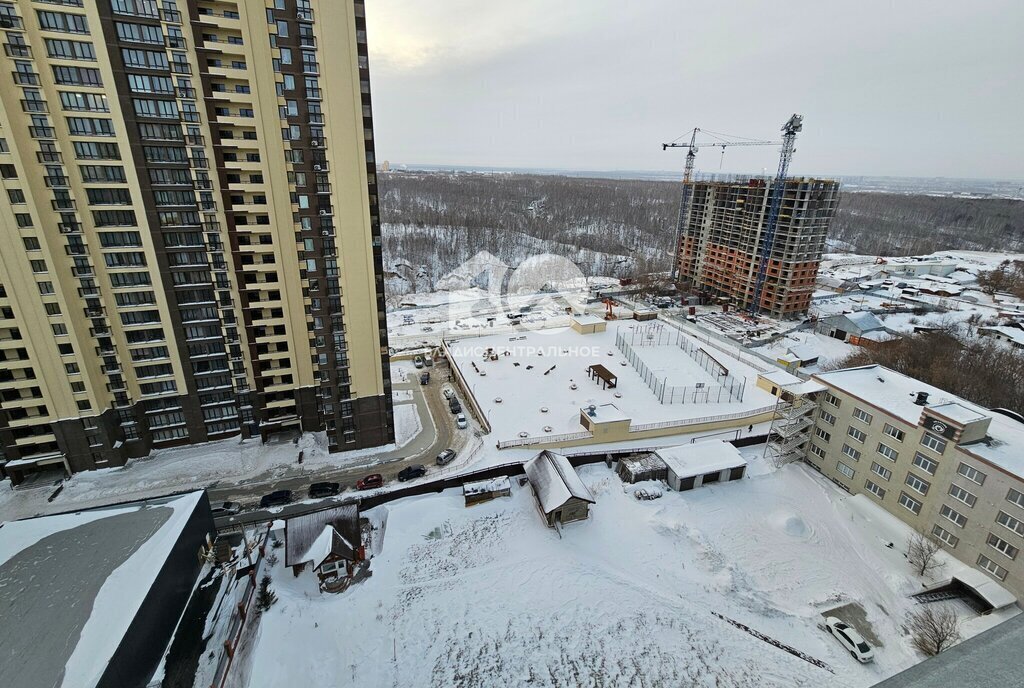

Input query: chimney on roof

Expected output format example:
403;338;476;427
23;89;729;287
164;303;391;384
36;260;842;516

914;391;930;406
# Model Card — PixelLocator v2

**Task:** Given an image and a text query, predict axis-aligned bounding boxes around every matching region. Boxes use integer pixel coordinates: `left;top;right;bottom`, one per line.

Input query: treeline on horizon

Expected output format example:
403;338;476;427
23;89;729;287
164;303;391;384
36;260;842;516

378;171;1024;282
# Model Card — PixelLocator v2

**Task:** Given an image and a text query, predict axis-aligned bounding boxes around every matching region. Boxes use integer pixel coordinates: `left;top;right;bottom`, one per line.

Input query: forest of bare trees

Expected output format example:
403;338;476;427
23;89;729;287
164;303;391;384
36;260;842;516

379;171;1024;294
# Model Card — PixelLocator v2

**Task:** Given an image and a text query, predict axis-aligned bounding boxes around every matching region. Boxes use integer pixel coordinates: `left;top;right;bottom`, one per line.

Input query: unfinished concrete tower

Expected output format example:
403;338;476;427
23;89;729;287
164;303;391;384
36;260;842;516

676;177;839;318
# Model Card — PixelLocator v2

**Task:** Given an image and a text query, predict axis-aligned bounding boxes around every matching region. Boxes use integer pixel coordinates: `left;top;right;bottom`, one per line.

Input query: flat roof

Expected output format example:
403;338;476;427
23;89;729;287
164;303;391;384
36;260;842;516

463;475;511;496
928;402;988;425
872;614;1024;688
655;439;746;478
0;491;204;688
572;314;605;326
582;403;629;423
813;366;1024;477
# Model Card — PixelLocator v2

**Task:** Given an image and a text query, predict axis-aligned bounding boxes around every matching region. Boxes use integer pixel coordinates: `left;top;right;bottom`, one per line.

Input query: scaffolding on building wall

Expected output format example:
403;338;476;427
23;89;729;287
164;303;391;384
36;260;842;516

764;391;820;468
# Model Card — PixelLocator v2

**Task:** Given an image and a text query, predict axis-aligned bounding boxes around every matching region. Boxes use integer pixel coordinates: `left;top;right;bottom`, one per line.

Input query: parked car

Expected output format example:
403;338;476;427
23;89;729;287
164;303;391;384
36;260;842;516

308;481;341;498
211;501;241;517
398;464;427;482
424;356;433;367
436;449;457;466
456;413;468;429
442;386;456;401
356;473;384;490
259;490;292;509
449;400;462;414
420;372;430;385
824;617;874;663
413;355;424;368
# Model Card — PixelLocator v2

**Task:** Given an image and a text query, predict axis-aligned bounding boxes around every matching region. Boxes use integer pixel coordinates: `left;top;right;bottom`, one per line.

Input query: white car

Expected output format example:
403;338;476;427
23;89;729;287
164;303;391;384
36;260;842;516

456;413;467;429
824;617;874;663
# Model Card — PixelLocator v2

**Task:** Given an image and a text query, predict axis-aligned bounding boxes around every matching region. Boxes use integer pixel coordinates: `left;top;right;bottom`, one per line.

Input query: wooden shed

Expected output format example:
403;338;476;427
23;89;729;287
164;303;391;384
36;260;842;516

463;475;512;506
524;450;595;527
617;453;668;484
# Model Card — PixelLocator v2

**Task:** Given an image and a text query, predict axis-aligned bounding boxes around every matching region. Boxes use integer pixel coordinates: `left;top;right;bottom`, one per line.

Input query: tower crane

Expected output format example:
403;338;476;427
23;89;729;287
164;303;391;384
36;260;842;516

749;113;803;315
663;129;779;282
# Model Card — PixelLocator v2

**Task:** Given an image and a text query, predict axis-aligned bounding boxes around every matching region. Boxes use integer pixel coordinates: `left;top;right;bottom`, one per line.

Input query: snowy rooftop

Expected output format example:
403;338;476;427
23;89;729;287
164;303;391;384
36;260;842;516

446;320;776;444
927;402;988;425
582;402;629;423
0;491;204;688
571;313;605;326
813;365;1024;476
655;440;746;478
524;451;594;514
462;475;511;497
285;503;359;568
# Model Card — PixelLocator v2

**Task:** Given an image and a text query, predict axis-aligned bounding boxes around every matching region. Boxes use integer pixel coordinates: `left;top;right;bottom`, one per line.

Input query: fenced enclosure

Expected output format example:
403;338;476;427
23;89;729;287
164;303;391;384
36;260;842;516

616;324;746;404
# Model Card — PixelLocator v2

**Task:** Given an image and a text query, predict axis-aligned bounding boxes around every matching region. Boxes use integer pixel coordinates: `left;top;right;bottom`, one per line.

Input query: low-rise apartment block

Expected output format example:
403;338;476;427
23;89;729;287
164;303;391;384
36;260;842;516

804;365;1024;598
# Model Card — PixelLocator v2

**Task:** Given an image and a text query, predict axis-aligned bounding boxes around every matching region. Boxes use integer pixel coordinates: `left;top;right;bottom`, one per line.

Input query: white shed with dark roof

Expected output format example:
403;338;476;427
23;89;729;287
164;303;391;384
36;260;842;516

524;450;595;527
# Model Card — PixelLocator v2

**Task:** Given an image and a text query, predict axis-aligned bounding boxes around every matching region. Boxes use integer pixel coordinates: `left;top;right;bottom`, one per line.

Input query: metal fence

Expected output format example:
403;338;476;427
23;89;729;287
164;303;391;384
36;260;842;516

616;325;745;404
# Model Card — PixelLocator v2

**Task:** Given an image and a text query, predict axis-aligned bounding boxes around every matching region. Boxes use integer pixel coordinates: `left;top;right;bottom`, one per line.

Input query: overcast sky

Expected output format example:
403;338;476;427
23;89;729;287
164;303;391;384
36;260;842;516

364;0;1024;180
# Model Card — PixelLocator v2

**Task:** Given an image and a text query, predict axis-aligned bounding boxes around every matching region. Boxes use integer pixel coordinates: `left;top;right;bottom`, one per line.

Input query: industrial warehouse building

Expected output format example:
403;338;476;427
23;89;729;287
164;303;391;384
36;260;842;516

803;365;1024;599
0;491;214;688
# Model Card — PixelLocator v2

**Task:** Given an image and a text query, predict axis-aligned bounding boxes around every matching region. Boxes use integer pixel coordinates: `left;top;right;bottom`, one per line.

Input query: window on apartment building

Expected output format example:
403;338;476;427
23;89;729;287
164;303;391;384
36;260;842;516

841;444;861;462
921;432;947;454
898;492;923;515
912;452;938;475
871;462;892;481
37;10;89;34
996;511;1024;537
987;533;1019;560
864;480;886;500
74;141;120;160
65;362;79;374
836;462;855;479
814;427;831;442
977;554;1008;581
809;443;826;460
52;324;67;336
44;38;95;60
7;189;25;204
852;407;873;425
44;303;61;316
876;443;899;462
819;410;836;425
905;472;930;496
847;426;867;444
883;424;905;442
115;21;163;44
1009;489;1024;510
956;462;987;486
931;524;959;548
67;117;114;136
940;504;967;528
948;484;977;508
824;392;841;408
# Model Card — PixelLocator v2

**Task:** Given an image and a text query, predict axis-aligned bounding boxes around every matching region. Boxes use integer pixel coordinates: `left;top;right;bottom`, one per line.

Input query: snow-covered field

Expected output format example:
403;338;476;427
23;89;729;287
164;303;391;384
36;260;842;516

245;455;1015;687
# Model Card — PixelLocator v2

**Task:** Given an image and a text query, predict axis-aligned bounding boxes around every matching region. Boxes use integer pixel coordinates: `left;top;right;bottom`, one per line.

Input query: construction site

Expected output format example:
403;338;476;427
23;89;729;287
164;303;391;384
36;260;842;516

665;115;841;319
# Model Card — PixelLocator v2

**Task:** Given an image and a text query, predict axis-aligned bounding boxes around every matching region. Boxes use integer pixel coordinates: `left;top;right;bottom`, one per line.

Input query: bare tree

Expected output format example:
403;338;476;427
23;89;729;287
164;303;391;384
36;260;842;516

907;530;944;577
908;606;961;656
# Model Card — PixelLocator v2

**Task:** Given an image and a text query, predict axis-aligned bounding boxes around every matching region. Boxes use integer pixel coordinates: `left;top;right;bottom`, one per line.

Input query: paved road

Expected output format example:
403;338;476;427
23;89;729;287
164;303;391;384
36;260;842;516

211;360;461;528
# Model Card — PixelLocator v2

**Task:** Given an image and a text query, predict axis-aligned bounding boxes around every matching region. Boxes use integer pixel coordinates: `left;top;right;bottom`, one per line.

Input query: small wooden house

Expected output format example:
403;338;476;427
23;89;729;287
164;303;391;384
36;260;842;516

524;450;595;527
285;504;364;593
463;476;512;506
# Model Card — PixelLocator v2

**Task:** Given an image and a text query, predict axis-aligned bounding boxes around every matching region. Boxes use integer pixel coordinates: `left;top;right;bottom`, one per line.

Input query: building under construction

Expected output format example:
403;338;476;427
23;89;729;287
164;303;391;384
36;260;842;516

676;176;840;318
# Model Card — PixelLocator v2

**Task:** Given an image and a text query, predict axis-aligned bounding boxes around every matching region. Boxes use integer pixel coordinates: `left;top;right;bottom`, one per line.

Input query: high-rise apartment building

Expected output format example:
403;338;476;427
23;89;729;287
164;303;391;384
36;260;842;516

0;0;392;485
676;177;840;318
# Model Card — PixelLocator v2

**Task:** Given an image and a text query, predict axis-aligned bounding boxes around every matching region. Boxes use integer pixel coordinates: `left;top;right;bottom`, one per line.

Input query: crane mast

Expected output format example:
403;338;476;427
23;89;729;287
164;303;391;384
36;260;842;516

749;114;803;315
663;130;778;283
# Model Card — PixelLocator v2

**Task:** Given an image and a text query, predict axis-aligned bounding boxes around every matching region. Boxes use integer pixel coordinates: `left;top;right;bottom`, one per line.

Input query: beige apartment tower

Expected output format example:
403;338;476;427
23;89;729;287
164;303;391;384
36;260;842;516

0;0;392;485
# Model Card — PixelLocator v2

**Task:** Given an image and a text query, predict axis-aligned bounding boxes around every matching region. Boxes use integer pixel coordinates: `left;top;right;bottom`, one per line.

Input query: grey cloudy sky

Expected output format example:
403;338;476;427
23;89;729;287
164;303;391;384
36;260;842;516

364;0;1024;180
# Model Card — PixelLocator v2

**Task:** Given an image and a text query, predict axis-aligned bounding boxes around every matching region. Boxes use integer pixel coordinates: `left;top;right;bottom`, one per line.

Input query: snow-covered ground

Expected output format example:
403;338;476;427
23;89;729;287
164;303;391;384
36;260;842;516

244;455;1016;687
754;330;859;373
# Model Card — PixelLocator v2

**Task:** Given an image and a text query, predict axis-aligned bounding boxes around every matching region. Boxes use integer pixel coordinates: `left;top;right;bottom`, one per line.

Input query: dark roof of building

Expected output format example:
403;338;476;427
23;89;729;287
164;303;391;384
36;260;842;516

284;503;359;567
524;450;595;514
872;614;1024;688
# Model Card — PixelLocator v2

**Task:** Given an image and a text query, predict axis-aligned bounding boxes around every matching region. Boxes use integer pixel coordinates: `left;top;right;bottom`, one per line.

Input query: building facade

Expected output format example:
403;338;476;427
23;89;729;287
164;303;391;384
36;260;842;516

676;177;839;318
803;365;1024;598
0;0;392;484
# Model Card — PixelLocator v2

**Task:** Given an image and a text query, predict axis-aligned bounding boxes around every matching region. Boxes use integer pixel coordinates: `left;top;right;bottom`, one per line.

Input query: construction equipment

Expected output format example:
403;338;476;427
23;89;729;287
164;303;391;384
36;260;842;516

749;114;804;315
602;298;617;320
663;129;779;282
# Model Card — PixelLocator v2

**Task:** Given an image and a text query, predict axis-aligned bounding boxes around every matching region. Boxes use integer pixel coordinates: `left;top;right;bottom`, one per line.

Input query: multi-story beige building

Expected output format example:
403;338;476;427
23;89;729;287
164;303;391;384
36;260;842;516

803;364;1024;597
0;0;392;485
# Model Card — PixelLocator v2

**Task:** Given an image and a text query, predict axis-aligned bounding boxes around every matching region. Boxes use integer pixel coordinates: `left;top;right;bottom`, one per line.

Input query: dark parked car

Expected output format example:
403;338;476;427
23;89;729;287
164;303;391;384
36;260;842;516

398;464;427;482
259;490;292;509
420;372;430;385
308;481;341;498
356;473;384;490
449;400;462;414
